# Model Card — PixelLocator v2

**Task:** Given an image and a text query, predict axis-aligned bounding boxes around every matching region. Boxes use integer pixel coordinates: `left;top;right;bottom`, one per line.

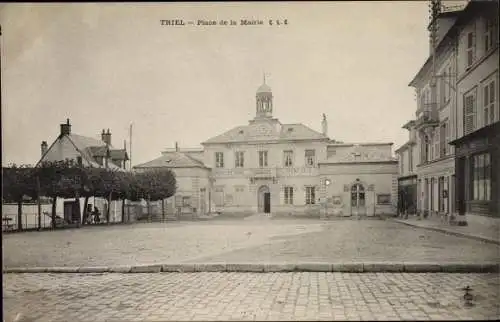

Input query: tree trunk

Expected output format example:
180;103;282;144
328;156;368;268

82;195;90;225
162;198;165;222
107;192;112;224
121;199;126;223
51;196;57;229
17;201;23;231
147;196;151;222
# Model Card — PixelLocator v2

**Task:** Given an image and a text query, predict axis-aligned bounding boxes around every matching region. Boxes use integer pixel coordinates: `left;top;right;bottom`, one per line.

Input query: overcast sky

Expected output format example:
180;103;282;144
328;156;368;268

1;2;461;166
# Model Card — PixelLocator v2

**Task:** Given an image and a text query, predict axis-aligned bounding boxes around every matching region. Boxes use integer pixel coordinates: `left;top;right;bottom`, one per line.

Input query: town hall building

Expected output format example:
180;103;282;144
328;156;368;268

134;79;399;218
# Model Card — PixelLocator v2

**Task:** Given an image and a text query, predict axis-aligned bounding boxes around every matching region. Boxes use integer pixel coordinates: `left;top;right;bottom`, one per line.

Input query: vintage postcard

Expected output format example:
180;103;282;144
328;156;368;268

1;1;499;321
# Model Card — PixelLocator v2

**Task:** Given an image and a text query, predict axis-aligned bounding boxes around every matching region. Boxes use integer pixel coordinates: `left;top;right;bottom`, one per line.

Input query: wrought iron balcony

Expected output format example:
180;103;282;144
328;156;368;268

415;103;439;129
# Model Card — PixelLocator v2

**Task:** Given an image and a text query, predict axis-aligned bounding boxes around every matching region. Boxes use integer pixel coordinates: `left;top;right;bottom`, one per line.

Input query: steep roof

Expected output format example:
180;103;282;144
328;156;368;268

37;133;127;171
134;151;209;169
202;121;327;145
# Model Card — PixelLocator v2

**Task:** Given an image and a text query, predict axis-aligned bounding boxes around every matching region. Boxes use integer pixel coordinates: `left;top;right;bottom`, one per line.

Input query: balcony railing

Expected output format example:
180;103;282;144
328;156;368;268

415;103;439;129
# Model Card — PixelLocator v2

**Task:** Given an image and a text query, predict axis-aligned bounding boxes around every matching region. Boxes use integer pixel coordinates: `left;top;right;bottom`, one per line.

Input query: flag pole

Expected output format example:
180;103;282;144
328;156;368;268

129;123;133;171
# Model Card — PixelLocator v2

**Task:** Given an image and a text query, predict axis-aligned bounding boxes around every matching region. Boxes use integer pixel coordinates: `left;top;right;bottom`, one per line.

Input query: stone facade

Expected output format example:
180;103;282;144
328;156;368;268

135;80;398;218
398;1;499;224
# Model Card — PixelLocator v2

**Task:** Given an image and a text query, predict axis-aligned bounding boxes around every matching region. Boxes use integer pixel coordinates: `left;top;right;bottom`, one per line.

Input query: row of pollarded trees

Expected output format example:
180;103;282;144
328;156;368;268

2;160;177;230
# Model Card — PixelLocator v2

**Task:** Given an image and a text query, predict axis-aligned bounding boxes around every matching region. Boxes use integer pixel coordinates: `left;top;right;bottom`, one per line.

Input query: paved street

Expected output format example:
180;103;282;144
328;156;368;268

3;220;499;268
3;272;499;321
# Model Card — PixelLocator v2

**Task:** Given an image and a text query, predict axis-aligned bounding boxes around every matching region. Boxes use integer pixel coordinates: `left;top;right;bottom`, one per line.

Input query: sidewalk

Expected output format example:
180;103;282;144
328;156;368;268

391;216;500;245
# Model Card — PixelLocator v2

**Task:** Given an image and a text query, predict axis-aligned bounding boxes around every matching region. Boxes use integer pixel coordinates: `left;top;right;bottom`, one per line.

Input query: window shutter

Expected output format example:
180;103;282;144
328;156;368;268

484;85;490;125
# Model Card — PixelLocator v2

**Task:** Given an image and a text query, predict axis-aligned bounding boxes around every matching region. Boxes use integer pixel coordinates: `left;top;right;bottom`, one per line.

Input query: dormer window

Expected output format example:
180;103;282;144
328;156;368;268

165;159;172;163
288;128;294;132
239;130;244;134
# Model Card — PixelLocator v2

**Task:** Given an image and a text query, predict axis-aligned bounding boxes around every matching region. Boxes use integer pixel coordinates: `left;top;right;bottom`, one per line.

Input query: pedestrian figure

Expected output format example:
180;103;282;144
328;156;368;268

93;207;101;224
85;205;93;224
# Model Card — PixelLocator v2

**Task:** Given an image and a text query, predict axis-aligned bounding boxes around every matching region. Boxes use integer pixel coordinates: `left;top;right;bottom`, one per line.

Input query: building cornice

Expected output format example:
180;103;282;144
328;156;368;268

318;160;398;166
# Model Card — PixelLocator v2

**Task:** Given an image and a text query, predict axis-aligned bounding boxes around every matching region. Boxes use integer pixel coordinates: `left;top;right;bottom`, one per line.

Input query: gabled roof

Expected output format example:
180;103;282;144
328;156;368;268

37;133;127;171
202;121;327;145
134;151;209;169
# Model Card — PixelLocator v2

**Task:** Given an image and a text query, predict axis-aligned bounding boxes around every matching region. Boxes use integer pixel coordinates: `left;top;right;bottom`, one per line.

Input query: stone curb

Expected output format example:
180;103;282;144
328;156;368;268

391;219;500;245
3;262;499;274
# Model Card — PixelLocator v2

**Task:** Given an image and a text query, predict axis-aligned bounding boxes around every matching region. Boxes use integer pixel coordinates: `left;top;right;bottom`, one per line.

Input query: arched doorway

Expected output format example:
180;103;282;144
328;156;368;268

351;182;366;216
258;185;271;213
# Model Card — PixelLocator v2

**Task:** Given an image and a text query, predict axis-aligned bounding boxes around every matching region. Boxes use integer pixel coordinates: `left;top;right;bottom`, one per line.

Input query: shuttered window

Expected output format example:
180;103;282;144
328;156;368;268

464;92;476;135
483;80;496;126
466;31;476;68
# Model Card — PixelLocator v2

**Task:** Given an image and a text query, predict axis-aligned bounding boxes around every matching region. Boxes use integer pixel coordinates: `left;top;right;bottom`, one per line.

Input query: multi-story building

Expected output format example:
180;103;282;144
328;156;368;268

395;120;418;215
404;3;463;221
135;79;399;218
449;1;499;224
36;119;130;224
398;0;499;225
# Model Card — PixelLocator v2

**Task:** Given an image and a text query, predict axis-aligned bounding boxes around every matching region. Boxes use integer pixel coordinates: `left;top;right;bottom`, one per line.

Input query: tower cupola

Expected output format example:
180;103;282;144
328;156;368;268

255;74;273;119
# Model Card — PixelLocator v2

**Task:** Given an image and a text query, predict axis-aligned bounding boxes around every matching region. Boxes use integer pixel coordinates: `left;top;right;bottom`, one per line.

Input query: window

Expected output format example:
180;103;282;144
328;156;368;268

433;129;440;160
305;186;316;205
284;186;294;205
182;196;191;207
284;150;293;167
400;154;404;174
483;80;496;126
215;152;224;168
305;150;316;167
464;91;476;135
351;184;365;207
258;151;268;167
376;194;391;205
484;18;495;52
422;135;430;163
471;153;491;201
466;31;476;68
235;151;244;168
439;122;447;157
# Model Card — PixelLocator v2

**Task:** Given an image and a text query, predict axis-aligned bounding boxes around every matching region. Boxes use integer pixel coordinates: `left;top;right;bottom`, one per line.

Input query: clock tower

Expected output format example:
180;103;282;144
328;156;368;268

255;75;273;119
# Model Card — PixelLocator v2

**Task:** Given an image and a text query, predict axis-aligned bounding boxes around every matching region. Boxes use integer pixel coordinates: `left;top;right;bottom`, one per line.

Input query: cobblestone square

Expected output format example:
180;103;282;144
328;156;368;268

2;220;499;268
3;272;499;321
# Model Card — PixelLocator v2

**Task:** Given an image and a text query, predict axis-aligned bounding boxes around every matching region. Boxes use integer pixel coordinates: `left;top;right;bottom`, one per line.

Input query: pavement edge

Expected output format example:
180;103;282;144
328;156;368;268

3;262;499;274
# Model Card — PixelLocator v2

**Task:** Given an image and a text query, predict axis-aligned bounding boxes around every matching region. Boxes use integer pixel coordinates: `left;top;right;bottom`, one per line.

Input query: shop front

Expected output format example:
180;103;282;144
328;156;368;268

450;122;500;222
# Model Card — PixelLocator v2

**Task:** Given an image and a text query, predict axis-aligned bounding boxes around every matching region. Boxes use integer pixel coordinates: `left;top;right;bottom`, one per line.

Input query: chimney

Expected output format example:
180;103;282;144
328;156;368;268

101;128;111;146
175;142;179;152
41;141;48;157
321;113;328;137
60;118;71;136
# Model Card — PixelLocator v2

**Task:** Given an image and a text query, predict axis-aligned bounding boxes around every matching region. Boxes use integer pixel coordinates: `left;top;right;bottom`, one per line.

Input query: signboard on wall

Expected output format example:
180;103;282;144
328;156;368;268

332;196;342;206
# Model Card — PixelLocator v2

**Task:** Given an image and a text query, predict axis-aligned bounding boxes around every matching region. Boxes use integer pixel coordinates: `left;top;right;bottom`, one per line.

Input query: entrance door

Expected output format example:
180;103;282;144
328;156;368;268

264;193;271;213
351;183;366;216
258;185;270;213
